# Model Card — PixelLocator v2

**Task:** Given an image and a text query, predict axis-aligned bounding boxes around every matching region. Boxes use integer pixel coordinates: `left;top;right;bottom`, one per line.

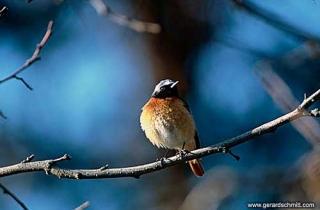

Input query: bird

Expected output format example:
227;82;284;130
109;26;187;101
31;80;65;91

140;79;204;177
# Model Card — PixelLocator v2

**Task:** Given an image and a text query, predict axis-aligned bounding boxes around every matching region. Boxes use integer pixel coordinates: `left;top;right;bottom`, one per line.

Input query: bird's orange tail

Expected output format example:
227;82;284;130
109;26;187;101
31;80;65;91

188;159;204;177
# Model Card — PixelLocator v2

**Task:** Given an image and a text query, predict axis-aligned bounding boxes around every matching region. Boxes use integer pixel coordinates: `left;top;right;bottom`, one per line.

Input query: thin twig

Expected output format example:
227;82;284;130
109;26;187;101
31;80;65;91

20;154;35;163
0;110;7;120
0;89;319;179
0;20;54;90
13;76;34;90
232;0;319;42
0;182;28;210
0;6;8;18
74;201;90;210
88;0;161;34
255;63;320;145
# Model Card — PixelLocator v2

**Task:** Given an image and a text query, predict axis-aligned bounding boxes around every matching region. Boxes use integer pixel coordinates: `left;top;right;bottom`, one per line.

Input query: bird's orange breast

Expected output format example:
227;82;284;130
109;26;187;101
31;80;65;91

140;97;196;151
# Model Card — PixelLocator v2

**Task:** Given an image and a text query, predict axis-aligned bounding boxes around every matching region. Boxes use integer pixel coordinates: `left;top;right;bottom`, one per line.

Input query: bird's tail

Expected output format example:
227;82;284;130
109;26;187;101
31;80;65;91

188;159;205;177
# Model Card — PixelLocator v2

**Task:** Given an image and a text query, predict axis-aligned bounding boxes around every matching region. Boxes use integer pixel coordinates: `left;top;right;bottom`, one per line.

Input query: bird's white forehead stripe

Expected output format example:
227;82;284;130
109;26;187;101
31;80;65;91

154;79;174;91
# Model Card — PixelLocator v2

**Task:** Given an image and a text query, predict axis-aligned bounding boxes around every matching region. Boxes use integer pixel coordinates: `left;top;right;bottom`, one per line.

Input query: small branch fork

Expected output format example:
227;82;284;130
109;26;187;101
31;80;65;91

0;20;54;90
0;89;319;179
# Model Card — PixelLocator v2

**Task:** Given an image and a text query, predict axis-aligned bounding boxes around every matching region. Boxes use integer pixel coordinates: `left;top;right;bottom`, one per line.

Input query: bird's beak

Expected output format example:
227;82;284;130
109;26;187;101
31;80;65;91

170;81;179;88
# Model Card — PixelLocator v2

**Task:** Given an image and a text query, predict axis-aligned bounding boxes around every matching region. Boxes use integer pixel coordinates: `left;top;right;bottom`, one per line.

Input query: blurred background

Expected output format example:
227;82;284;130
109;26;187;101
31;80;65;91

0;0;320;209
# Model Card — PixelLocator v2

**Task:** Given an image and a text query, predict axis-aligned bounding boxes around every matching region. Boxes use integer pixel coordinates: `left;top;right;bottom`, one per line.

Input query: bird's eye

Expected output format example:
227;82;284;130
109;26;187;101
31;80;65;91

160;87;165;91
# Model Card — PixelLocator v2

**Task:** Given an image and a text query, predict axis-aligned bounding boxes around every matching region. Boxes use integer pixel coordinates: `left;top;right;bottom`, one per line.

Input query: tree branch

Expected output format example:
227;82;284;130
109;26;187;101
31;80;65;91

0;20;54;90
88;0;161;34
0;182;28;210
74;201;90;210
232;0;319;42
255;63;320;145
0;89;319;179
0;109;7;120
0;6;8;18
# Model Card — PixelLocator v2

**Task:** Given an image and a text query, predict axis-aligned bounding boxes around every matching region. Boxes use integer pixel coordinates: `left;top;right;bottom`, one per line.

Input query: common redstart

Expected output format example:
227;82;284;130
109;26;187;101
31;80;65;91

140;79;205;177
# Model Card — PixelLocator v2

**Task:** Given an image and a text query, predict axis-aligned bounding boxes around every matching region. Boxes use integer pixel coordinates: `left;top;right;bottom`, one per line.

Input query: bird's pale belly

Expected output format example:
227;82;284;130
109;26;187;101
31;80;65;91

152;117;193;150
140;97;197;151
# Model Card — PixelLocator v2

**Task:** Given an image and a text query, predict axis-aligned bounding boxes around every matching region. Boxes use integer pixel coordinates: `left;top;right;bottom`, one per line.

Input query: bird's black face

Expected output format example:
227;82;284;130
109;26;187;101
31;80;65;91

151;79;179;98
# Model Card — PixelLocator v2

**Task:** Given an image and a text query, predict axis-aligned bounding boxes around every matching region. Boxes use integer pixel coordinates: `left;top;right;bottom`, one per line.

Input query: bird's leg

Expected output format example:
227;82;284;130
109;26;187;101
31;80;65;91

157;149;171;161
164;149;171;158
176;142;188;159
181;142;185;150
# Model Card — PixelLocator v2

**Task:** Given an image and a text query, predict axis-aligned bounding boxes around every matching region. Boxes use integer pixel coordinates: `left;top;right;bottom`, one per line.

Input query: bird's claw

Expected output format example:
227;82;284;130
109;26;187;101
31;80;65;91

176;149;188;159
156;157;167;162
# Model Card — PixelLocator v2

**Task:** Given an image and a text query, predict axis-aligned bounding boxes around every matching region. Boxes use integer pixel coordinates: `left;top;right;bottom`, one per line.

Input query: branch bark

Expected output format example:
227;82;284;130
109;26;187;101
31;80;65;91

74;201;90;210
0;89;319;179
0;20;54;90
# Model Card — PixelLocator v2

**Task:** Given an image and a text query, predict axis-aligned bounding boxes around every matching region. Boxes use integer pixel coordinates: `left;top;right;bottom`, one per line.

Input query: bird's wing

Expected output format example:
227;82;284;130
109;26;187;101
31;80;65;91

180;97;201;149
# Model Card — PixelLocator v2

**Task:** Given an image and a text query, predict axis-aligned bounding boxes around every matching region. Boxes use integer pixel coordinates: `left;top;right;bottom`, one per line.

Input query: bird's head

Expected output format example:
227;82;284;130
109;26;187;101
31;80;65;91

151;79;179;98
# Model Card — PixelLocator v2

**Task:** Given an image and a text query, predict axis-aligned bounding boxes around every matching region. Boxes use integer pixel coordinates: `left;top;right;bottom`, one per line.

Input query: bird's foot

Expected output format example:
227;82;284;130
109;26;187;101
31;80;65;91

156;157;167;161
157;156;170;166
176;149;188;159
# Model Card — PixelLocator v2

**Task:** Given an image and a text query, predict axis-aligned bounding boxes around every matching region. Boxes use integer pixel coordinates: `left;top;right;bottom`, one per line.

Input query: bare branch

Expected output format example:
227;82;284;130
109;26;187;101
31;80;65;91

0;20;54;90
255;63;320;145
0;6;8;18
0;110;7;120
20;154;35;163
13;76;34;90
74;201;90;210
310;108;320;117
0;89;319;179
88;0;161;34
232;0;319;42
0;182;28;210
